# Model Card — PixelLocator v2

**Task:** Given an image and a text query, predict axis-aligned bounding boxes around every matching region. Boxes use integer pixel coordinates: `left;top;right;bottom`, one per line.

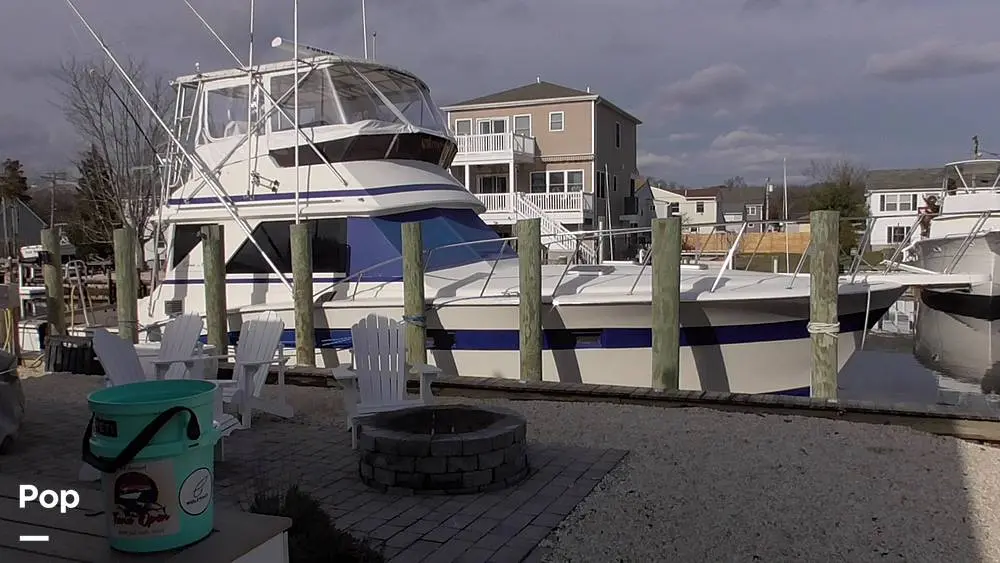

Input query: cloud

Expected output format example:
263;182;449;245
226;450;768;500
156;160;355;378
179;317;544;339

656;63;754;114
709;128;778;150
702;127;846;176
637;151;684;170
639;126;848;182
668;133;700;142
865;40;1000;82
652;63;814;118
742;0;784;11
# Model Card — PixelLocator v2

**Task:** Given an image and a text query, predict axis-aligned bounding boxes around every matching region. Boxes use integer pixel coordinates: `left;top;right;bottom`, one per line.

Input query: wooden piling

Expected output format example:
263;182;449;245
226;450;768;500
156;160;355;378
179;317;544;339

41;228;65;337
809;210;840;399
401;221;427;370
652;217;681;390
290;222;315;367
517;218;542;382
201;224;228;356
113;227;138;344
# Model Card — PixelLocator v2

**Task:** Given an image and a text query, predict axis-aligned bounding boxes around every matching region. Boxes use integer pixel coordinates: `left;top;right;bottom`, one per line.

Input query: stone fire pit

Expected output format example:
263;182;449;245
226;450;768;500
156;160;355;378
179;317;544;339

357;405;529;494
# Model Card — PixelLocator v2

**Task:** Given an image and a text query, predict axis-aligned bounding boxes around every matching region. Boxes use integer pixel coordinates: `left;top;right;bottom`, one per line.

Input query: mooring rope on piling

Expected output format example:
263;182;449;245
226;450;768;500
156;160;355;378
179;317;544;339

402;314;426;328
806;322;840;335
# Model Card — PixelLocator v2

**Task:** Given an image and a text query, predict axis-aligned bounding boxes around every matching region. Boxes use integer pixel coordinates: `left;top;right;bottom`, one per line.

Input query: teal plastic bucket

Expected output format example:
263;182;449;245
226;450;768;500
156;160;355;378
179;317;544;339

82;379;221;553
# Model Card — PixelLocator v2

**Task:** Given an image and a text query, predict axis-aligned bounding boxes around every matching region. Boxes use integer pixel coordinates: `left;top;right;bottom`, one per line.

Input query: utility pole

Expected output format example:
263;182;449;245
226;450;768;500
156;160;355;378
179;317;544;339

40;171;69;229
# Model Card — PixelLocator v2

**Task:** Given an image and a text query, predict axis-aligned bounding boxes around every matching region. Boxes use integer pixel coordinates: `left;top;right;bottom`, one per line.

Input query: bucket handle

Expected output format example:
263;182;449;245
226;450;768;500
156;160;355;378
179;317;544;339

81;406;201;474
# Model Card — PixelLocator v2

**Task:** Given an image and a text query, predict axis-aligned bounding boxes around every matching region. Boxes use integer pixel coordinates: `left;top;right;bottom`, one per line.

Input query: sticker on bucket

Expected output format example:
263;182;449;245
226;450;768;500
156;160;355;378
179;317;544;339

178;468;212;516
108;459;180;538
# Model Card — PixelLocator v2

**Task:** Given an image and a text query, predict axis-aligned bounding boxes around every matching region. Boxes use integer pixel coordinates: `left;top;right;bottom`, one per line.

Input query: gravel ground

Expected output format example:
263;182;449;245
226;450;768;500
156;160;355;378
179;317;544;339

20;370;1000;562
281;384;1000;563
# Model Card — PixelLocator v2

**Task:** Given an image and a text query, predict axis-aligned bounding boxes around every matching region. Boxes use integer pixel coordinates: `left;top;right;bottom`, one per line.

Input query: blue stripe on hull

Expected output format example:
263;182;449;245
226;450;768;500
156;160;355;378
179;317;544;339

210;307;889;350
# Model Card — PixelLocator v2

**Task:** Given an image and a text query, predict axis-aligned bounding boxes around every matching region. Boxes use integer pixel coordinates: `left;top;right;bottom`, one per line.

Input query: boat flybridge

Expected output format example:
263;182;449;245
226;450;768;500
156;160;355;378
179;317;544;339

101;39;903;395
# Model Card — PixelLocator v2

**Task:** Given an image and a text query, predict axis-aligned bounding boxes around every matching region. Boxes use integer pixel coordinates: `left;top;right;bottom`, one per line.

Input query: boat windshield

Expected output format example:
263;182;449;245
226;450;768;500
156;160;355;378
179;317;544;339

269;63;448;134
346;208;517;280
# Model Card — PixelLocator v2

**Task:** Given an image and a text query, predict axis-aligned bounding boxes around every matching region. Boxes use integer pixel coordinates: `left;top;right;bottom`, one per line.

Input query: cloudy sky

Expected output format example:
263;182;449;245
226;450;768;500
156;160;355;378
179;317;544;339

3;0;999;186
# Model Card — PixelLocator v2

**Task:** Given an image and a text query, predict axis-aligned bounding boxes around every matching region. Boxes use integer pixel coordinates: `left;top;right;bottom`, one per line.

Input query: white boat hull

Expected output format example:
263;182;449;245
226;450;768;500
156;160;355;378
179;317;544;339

909;232;1000;389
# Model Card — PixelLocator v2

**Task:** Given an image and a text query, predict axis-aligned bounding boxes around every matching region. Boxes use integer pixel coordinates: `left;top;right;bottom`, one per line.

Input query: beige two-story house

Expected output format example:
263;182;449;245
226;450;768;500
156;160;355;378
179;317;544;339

441;79;641;257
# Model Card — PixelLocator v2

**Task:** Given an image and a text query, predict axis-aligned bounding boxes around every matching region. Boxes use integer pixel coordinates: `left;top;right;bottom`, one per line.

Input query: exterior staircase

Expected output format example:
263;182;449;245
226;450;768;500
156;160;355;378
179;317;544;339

511;192;597;264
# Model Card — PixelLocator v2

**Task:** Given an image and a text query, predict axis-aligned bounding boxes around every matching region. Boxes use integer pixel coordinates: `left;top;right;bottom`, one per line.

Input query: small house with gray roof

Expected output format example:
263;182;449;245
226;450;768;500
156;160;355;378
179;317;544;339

440;78;641;259
866;167;944;249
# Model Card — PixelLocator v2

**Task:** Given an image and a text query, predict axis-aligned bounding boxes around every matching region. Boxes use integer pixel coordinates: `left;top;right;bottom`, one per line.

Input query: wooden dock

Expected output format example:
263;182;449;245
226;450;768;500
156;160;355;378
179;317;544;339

206;363;1000;444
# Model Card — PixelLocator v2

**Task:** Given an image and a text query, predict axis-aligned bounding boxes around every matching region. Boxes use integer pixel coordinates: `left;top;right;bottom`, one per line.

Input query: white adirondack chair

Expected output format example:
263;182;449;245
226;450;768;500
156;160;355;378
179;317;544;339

83;318;238;481
203;311;294;430
332;314;441;449
153;314;206;380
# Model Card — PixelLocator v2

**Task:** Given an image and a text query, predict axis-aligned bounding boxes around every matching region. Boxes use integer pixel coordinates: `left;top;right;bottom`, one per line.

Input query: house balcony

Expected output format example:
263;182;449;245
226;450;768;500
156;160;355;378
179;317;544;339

452;133;537;165
475;191;593;225
619;197;641;223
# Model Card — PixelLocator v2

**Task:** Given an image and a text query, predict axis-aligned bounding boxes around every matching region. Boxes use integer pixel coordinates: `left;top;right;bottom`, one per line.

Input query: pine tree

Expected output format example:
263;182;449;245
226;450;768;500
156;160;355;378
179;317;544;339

0;159;31;202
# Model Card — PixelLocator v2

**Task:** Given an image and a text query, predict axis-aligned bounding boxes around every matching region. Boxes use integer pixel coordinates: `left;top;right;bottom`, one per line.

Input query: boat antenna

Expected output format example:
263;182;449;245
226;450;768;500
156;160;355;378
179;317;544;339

974;135;982;159
372;32;377;59
362;0;369;59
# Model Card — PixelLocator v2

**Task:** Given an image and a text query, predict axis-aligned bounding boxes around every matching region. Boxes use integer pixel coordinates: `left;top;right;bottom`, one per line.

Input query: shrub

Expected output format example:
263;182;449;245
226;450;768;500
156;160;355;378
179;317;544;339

249;485;385;563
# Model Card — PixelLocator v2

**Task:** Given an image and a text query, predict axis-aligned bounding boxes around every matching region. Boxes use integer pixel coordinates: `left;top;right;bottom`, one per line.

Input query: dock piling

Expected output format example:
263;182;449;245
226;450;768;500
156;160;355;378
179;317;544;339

290;222;315;367
517;218;542;382
809;210;840;399
41;228;65;337
201;224;228;356
402;221;427;371
113;227;138;344
652;217;681;390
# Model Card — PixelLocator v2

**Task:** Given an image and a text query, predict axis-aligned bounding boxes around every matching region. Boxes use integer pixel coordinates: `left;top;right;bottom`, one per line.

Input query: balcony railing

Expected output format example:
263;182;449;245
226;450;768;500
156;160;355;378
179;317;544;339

474;191;591;216
454;132;536;156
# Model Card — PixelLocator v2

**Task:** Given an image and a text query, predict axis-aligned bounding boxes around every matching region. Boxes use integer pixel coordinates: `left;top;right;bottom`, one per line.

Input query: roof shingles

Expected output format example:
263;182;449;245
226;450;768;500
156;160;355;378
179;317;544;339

450;81;592;107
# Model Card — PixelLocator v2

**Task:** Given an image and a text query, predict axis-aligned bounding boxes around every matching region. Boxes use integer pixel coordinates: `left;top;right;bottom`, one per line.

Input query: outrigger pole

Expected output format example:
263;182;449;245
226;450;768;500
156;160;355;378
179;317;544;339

63;0;295;292
294;0;301;224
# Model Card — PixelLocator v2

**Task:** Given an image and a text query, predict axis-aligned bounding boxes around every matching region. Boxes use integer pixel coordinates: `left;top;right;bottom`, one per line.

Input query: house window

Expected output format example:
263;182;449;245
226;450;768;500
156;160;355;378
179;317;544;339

887;226;910;244
696;202;705;214
612;175;617;193
227;219;348;274
530;172;546;193
549;111;564;132
629;178;636;195
567;171;584;192
453;119;472;136
668;202;680;216
879;193;919;212
532;170;584;193
596;170;607;198
615;122;621;148
746;204;762;217
478;175;508;194
477;118;506;134
548;171;566;193
513;115;531;137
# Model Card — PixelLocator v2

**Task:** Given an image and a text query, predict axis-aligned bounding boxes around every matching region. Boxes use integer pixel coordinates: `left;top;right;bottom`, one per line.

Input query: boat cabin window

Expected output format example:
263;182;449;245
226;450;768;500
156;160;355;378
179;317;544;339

226;219;349;274
171;224;210;267
265;63;447;134
205;86;252;140
271;71;344;131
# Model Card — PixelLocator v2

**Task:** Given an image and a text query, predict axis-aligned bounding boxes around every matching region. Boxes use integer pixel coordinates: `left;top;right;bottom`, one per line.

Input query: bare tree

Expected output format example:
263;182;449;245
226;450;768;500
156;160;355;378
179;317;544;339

803;159;869;250
55;57;170;264
723;175;747;190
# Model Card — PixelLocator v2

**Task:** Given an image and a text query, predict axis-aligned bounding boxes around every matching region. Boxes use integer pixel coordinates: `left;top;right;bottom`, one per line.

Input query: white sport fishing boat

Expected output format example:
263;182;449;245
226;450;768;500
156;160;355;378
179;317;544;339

901;156;1000;389
49;9;905;395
